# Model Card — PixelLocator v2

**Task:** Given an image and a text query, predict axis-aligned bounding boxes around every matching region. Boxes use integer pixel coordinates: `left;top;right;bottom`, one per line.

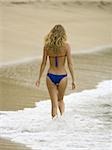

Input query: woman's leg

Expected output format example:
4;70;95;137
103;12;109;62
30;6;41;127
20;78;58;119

57;77;67;116
46;77;58;119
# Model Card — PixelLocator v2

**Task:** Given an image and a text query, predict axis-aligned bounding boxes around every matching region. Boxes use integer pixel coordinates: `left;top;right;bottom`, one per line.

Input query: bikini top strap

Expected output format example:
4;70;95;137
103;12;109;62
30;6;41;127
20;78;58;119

49;54;66;67
55;56;58;67
49;54;67;58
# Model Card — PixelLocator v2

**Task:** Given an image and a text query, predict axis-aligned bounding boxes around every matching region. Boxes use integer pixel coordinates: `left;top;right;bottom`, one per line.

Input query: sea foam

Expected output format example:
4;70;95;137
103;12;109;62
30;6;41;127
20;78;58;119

0;80;112;150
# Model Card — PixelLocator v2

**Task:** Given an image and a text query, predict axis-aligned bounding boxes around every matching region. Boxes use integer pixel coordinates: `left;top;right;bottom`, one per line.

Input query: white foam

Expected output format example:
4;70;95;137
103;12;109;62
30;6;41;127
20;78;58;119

0;80;112;150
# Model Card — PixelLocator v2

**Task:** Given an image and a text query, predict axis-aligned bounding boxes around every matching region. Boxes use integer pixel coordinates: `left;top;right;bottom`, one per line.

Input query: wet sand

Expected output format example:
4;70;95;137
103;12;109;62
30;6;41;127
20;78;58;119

0;138;30;150
0;48;112;110
0;0;112;150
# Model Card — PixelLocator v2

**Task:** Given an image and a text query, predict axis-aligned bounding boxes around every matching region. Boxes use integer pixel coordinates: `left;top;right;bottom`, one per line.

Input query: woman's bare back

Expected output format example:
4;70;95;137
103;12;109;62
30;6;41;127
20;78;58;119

46;44;67;74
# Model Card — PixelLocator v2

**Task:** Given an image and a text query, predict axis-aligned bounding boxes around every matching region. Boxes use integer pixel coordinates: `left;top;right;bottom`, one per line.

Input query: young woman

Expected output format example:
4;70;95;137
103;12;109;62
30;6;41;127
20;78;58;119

35;24;76;119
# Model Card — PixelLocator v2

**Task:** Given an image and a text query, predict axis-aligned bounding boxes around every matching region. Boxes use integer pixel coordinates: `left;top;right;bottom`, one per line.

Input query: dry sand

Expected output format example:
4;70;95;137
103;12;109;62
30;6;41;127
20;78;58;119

0;0;112;150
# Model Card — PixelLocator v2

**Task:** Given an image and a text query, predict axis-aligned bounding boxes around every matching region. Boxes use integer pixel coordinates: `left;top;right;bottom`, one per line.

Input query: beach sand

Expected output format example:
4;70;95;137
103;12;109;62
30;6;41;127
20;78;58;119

0;138;30;150
0;0;112;150
0;0;112;64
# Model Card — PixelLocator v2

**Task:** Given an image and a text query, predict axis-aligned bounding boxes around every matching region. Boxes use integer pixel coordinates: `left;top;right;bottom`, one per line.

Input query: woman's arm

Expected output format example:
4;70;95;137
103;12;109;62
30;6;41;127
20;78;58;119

66;43;76;89
36;46;47;87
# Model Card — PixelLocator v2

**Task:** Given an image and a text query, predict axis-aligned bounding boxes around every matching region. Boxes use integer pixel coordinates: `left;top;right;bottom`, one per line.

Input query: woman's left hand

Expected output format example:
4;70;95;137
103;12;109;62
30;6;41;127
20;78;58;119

72;82;76;90
35;80;40;87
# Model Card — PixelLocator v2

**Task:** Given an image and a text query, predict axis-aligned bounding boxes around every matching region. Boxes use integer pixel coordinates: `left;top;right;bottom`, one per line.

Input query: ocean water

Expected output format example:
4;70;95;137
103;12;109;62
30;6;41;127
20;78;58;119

0;80;112;150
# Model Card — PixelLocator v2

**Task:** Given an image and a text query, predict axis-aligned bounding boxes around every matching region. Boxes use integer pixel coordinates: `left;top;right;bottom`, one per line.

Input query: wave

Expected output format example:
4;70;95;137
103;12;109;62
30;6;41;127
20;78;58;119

0;80;112;150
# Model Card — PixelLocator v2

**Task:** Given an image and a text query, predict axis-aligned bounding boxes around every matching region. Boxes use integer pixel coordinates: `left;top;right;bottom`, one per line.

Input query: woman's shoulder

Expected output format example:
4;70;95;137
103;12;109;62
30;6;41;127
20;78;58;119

64;42;71;52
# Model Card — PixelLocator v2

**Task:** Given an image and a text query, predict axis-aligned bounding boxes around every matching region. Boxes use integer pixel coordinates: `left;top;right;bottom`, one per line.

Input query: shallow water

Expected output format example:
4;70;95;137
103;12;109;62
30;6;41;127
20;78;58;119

0;80;112;150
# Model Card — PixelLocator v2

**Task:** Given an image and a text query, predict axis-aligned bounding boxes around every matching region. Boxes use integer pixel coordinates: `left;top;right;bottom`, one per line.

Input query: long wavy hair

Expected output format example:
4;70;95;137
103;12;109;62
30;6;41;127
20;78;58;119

44;24;67;53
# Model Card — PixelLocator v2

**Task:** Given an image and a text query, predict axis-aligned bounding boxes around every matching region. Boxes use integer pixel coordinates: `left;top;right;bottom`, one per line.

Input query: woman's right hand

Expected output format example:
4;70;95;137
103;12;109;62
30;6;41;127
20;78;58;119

72;82;76;90
35;80;40;88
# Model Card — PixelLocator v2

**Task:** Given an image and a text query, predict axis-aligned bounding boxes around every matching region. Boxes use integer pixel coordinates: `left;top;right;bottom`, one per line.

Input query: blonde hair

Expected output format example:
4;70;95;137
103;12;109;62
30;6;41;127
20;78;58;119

44;24;67;52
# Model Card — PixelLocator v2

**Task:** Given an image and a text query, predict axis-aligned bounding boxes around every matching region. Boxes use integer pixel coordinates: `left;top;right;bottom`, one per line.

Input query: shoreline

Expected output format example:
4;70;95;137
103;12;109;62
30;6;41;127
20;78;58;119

0;44;112;67
0;138;31;150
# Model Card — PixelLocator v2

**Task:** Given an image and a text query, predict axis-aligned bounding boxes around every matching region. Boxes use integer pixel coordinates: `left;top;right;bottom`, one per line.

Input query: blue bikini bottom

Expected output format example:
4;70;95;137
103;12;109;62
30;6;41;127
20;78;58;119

47;73;67;85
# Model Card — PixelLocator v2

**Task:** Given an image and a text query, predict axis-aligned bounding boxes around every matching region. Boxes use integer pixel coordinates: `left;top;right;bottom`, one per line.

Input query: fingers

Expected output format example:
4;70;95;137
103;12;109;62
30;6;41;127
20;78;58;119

35;80;40;87
72;82;76;90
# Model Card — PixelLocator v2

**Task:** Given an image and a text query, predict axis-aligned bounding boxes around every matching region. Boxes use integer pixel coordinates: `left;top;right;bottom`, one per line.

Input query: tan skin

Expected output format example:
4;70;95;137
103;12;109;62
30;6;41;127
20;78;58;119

35;43;76;119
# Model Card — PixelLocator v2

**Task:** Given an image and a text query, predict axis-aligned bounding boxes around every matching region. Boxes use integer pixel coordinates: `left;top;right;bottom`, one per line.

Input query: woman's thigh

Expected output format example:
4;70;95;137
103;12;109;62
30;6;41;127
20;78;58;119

57;77;68;100
46;76;58;105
